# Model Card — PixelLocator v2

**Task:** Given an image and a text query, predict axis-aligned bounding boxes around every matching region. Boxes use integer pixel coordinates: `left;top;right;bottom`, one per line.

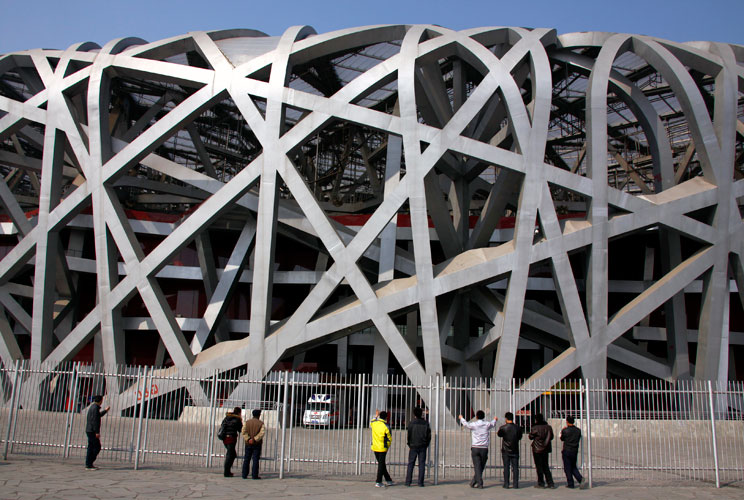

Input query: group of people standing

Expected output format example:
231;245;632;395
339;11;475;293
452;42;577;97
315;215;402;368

84;395;583;490
368;407;584;490
459;410;585;489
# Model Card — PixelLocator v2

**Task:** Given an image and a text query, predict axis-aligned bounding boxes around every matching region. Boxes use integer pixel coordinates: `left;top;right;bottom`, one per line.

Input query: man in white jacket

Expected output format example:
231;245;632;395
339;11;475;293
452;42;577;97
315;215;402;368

458;410;498;488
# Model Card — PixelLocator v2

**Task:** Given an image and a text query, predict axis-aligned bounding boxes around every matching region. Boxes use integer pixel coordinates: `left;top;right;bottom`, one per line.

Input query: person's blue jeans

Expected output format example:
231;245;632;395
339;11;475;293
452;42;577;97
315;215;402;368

405;446;427;485
242;443;262;479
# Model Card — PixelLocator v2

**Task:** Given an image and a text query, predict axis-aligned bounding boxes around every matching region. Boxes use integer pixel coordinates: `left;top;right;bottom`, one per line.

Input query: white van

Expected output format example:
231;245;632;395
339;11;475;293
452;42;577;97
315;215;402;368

302;393;347;427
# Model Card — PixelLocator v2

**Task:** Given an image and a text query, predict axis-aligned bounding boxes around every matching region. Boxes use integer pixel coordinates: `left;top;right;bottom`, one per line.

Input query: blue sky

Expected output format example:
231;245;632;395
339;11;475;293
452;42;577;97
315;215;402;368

1;0;741;54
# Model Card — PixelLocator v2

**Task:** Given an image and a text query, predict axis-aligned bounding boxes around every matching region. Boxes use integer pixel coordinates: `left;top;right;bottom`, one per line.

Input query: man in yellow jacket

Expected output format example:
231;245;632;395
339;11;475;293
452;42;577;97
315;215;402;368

370;409;393;488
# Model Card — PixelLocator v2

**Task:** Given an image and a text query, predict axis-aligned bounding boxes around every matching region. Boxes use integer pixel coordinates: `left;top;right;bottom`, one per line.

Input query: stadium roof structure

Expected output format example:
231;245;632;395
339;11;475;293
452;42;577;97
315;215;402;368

1;25;743;401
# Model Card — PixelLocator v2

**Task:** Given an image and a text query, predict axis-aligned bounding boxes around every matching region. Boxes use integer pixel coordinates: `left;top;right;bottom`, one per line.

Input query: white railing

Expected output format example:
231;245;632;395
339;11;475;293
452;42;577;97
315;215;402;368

1;360;742;488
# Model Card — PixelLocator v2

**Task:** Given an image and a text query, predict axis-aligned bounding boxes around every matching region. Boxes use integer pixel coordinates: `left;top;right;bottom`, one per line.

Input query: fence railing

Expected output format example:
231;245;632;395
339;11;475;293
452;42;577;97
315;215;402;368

1;360;742;488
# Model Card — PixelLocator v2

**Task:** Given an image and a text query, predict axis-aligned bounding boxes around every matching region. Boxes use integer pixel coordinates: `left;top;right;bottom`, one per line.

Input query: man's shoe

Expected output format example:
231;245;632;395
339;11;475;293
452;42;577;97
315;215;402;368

252;476;261;480
224;473;234;477
375;482;386;488
418;484;424;487
85;466;98;470
535;484;546;488
385;480;394;486
548;484;557;488
503;484;510;489
513;484;519;489
566;484;575;488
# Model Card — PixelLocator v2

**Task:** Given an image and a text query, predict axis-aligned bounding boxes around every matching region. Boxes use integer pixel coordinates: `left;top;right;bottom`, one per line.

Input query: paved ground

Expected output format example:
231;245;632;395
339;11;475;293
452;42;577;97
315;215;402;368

0;456;743;500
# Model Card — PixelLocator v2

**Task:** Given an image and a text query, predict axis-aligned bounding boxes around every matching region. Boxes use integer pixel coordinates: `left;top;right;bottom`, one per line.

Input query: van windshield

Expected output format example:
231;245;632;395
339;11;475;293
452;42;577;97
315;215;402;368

306;403;332;411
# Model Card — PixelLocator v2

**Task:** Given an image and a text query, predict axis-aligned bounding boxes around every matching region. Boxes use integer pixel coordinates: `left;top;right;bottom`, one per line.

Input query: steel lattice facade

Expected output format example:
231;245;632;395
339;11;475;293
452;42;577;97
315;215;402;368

0;25;743;394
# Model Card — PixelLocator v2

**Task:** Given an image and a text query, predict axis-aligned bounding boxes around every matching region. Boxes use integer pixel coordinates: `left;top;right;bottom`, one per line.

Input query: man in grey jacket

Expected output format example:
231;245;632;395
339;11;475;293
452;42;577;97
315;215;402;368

85;395;110;470
459;410;498;489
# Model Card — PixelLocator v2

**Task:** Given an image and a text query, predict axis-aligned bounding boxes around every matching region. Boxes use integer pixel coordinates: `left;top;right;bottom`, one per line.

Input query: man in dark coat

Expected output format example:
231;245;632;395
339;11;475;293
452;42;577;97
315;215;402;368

529;413;556;488
220;407;243;477
405;407;431;487
85;395;110;470
560;416;584;488
497;411;523;488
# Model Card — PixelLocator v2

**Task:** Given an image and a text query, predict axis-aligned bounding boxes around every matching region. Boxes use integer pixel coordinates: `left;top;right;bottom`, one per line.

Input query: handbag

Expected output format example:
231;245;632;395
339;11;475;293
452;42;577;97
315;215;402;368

217;420;228;441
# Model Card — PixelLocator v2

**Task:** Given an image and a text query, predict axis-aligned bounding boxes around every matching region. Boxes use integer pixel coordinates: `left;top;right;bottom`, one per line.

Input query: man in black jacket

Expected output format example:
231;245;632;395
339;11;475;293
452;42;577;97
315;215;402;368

405;407;431;487
529;413;555;488
560;416;583;488
85;395;110;470
497;412;523;489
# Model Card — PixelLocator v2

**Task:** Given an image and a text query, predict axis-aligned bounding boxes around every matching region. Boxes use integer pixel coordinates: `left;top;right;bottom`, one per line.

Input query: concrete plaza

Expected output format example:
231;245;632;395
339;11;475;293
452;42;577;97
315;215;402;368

1;456;743;500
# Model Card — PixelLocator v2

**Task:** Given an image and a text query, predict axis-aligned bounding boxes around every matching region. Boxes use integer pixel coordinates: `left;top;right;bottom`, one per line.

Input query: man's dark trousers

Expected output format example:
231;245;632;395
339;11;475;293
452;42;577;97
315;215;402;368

405;447;426;486
470;447;488;487
502;452;519;487
242;443;261;479
374;451;392;483
533;451;553;486
85;432;101;467
562;450;583;487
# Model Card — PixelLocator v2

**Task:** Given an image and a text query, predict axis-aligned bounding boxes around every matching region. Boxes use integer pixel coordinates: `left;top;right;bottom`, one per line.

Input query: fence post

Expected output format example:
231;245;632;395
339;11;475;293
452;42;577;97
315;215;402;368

584;378;592;488
287;372;296;473
63;362;80;458
2;359;21;460
279;371;289;479
433;374;440;485
510;378;516;415
578;378;584;471
707;380;720;488
206;369;219;468
128;367;142;463
355;373;364;476
134;366;148;470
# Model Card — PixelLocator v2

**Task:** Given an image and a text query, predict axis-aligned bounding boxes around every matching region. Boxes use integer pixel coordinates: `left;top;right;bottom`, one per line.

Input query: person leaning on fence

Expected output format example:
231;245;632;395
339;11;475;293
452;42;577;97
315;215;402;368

218;406;243;477
85;395;110;470
458;410;498;489
560;416;584;488
529;413;556;488
370;409;394;488
241;409;266;480
497;411;523;489
405;406;431;487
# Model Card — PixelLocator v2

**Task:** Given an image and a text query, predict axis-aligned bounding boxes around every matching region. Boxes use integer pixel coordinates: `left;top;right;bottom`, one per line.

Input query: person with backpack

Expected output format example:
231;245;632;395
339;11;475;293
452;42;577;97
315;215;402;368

218;407;243;477
370;409;393;488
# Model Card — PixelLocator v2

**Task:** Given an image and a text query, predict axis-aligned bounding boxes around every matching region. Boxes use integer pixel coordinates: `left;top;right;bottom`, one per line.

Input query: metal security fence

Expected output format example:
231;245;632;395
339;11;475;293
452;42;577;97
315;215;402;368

1;360;743;488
